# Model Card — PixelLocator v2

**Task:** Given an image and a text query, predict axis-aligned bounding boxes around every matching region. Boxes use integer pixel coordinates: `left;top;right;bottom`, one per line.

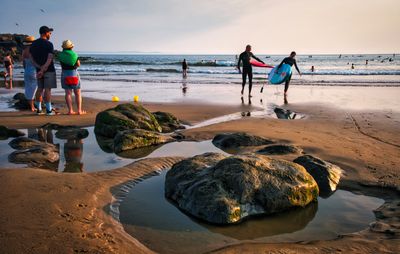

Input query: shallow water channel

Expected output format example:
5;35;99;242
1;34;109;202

118;170;384;254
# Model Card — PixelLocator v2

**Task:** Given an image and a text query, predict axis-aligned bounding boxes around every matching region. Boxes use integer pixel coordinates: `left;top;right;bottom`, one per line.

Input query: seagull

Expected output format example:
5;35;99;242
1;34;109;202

15;23;19;26
40;9;45;13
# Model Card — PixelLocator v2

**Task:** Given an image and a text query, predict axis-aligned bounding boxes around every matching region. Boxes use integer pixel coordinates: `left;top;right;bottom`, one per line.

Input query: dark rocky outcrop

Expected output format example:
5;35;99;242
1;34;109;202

0;33;27;60
94;103;161;138
165;153;319;224
8;137;59;170
293;155;342;197
153;111;185;133
113;129;173;153
212;133;274;150
274;107;297;120
0;125;25;140
12;93;31;110
257;144;303;155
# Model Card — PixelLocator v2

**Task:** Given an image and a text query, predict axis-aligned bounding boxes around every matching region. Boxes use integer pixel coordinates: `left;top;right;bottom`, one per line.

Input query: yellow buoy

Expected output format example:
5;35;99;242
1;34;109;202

133;95;139;103
112;96;120;102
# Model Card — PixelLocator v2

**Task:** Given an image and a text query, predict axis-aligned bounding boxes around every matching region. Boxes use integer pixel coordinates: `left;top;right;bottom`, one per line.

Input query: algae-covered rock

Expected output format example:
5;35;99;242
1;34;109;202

257;144;303;155
165;153;319;224
294;155;342;197
212;133;274;150
113;129;173;153
94;103;162;138
153;111;185;133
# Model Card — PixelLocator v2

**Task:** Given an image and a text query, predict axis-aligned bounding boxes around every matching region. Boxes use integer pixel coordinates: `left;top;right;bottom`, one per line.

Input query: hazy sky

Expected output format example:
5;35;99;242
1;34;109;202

1;0;399;54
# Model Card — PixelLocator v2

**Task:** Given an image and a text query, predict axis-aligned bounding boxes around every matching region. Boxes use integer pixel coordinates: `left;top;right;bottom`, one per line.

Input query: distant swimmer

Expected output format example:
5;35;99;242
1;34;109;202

182;59;188;78
311;66;315;72
237;44;265;97
351;63;355;69
339;54;342;58
366;60;368;65
277;51;301;95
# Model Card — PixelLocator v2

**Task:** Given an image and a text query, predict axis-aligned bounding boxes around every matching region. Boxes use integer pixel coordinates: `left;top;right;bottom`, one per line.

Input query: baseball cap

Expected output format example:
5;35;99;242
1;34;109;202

39;26;54;34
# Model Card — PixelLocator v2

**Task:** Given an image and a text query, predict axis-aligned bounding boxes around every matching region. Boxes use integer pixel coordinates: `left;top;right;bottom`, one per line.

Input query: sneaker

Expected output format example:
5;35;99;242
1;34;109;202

37;109;45;115
46;110;56;116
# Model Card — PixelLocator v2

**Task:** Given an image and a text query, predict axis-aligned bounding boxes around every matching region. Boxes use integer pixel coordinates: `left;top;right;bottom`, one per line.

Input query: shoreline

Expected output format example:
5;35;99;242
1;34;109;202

0;96;399;253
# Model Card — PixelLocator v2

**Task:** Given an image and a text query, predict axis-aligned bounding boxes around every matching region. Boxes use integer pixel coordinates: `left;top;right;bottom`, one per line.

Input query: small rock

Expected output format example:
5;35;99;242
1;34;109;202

212;133;274;150
293;155;342;197
257;144;303;155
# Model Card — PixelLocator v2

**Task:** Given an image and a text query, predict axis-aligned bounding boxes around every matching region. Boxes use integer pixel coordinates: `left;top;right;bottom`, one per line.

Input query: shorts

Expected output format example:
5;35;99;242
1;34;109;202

61;69;81;90
38;72;57;89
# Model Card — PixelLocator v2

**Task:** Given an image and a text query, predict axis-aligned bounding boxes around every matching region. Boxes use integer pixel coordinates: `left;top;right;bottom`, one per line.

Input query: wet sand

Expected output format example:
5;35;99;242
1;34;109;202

0;96;399;253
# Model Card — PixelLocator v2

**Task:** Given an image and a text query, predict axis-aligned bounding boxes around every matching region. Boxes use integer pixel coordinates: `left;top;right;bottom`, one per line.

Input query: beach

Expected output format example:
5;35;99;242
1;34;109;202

0;78;399;253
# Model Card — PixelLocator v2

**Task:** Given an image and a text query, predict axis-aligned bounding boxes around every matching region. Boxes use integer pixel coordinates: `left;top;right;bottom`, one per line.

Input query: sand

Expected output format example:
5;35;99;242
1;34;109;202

0;96;399;253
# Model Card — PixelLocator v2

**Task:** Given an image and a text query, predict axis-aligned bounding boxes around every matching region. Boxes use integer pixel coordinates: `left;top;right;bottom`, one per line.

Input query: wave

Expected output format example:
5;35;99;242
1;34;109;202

79;59;237;67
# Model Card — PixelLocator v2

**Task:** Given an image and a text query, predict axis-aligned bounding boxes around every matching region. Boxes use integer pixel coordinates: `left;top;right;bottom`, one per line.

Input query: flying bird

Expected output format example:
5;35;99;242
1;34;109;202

40;9;45;13
15;23;19;26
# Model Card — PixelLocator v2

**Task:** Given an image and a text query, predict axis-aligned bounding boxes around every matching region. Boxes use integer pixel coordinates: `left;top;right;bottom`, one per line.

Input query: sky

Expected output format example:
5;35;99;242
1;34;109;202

0;0;399;54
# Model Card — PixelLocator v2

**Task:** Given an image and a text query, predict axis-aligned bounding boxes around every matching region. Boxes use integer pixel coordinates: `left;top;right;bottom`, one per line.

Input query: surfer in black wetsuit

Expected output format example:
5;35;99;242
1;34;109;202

277;51;301;95
182;59;188;78
237;45;264;97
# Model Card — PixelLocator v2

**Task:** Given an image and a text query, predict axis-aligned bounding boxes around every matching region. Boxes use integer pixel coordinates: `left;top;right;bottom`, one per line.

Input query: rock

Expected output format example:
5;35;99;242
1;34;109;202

55;127;89;140
212;133;274;150
12;93;30;110
165;153;319;224
113;129;173;153
274;107;297;120
293;155;342;197
257;144;303;155
153;111;185;133
0;126;25;140
8;137;60;170
94;103;162;138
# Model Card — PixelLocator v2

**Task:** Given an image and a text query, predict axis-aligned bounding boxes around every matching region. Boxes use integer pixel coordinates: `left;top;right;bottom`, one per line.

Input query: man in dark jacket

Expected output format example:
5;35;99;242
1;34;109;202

237;45;264;97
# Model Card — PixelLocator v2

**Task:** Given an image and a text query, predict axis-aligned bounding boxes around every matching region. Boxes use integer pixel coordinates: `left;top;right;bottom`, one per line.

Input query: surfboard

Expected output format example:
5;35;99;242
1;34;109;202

250;58;274;68
268;64;292;84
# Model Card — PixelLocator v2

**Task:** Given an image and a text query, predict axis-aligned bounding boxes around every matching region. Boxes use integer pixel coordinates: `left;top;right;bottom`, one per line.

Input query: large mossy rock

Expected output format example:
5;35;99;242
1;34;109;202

113;129;174;153
212;133;274;150
165;153;319;224
293;155;342;197
0;125;25;140
153;111;185;133
94;103;162;138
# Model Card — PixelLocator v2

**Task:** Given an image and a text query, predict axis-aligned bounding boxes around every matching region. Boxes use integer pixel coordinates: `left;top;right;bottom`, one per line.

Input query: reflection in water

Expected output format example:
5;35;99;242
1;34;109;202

63;139;84;173
182;79;187;96
241;96;252;117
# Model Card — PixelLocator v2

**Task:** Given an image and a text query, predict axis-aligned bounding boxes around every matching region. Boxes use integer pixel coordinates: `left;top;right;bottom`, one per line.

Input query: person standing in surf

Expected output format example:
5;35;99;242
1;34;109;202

277;51;301;95
237;45;265;97
182;59;188;78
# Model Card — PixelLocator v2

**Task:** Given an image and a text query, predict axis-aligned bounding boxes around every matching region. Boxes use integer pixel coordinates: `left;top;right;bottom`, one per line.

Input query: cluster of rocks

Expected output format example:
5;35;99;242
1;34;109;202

94;103;184;153
0;34;27;60
166;132;343;224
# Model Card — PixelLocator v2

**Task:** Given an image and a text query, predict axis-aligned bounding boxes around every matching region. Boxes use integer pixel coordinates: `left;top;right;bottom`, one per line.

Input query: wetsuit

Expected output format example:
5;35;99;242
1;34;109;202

277;57;300;93
237;51;264;94
182;61;187;70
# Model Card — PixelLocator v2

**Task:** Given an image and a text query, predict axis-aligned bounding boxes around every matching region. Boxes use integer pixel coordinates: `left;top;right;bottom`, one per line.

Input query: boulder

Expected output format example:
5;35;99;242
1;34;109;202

165;153;319;224
257;144;303;155
212;133;274;150
153;111;185;133
113;129;173;153
9;137;51;150
12;93;31;110
94;103;161;138
293;155;342;197
0;125;25;140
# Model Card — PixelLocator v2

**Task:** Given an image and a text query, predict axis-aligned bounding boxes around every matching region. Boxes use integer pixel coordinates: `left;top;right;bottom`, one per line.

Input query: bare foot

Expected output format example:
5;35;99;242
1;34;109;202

78;110;87;115
67;111;77;115
31;108;37;112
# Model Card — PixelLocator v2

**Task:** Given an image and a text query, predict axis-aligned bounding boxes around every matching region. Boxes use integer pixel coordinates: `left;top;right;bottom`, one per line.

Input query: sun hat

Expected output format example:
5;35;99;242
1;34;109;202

23;36;35;46
62;40;74;49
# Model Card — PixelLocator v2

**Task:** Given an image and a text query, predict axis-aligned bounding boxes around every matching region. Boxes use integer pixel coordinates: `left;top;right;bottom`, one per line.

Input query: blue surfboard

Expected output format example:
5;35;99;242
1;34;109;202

268;64;292;84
